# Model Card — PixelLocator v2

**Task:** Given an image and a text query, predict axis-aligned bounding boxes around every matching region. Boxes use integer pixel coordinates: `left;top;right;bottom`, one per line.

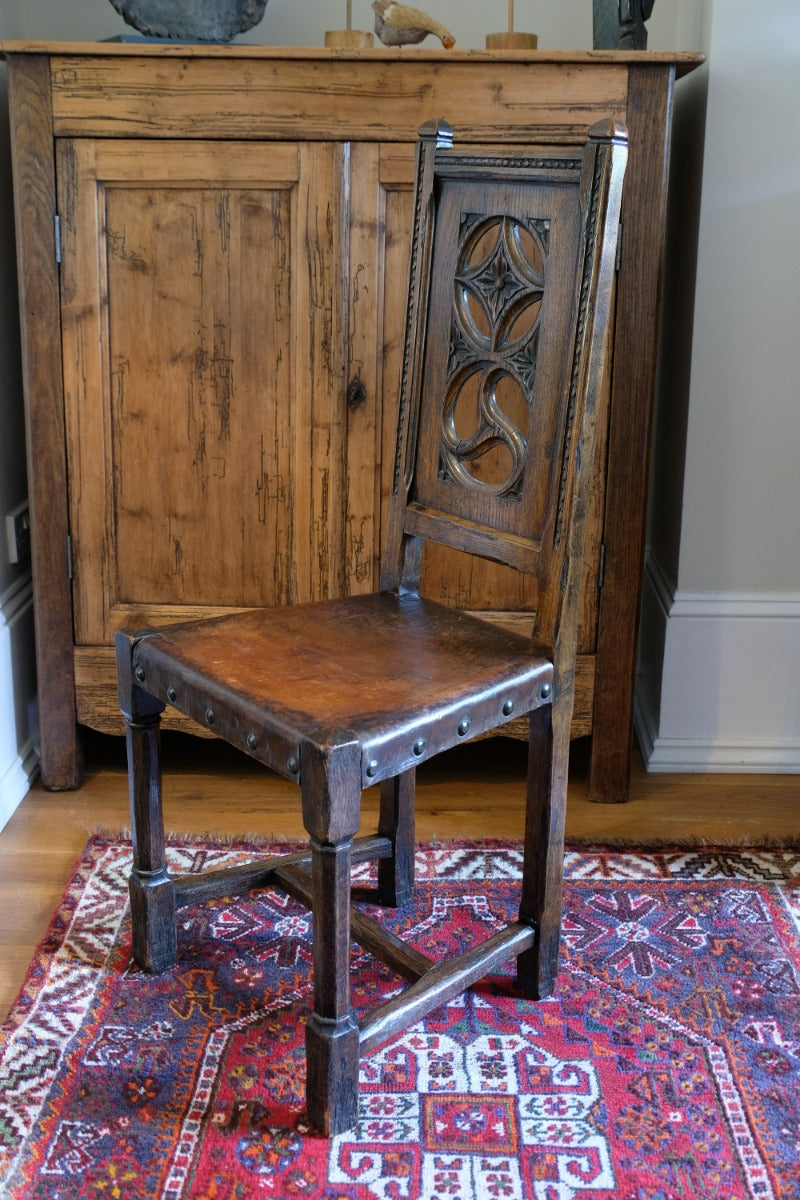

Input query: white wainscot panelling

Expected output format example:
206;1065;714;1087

0;575;39;830
636;559;800;773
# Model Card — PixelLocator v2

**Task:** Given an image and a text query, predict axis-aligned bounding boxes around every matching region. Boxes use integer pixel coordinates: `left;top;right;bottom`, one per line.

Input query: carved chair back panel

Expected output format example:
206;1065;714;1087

411;176;581;570
382;124;627;658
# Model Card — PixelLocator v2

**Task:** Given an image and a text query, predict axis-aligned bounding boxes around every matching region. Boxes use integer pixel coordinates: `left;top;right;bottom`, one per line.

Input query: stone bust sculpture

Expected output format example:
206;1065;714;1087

109;0;268;42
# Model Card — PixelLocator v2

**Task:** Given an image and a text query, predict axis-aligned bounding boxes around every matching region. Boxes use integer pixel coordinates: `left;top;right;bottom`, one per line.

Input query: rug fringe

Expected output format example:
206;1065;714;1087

92;829;800;853
565;833;800;850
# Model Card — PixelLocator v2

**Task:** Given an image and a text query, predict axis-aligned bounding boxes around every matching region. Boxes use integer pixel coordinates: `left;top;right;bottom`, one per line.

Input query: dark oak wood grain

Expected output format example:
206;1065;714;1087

359;922;536;1056
7;57;80;789
110;121;627;1134
377;770;416;905
275;862;435;983
116;631;176;972
589;66;673;803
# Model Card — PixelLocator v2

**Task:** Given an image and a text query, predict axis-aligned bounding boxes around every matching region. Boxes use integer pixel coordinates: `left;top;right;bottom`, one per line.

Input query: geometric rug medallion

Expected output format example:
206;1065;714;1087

1;836;799;1198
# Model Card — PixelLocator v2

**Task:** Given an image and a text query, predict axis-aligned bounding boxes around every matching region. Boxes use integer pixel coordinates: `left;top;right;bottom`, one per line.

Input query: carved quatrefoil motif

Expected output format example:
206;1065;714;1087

441;214;548;498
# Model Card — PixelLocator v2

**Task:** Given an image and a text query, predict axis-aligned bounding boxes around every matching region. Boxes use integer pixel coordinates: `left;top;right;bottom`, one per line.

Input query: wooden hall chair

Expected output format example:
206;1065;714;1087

116;118;627;1136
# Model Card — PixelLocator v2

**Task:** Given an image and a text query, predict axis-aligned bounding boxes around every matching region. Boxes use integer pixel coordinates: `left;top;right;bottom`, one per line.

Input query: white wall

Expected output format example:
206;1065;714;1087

680;4;800;594
637;0;800;773
4;0;694;51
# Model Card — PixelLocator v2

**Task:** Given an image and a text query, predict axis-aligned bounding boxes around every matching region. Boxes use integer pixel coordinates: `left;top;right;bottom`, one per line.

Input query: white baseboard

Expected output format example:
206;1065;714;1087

0;576;40;831
0;738;39;830
635;558;800;773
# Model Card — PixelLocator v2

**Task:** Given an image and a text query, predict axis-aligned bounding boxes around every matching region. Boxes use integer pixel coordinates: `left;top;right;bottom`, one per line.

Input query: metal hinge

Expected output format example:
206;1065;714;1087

66;534;74;580
54;214;62;264
615;221;623;273
598;542;606;589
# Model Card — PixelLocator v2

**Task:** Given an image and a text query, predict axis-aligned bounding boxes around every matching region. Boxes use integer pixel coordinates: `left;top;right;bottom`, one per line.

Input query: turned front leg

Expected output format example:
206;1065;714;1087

300;733;362;1135
116;631;176;974
305;836;360;1134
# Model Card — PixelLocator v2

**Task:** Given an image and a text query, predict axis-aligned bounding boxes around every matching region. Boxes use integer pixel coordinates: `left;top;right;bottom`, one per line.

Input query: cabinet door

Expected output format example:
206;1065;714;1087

57;138;358;649
364;145;611;664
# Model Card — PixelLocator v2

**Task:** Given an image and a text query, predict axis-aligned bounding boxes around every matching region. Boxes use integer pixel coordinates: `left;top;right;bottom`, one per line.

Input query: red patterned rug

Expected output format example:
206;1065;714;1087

2;837;799;1200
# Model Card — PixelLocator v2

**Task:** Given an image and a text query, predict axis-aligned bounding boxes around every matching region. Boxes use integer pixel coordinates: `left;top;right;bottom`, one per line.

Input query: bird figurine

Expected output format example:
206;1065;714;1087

372;1;455;48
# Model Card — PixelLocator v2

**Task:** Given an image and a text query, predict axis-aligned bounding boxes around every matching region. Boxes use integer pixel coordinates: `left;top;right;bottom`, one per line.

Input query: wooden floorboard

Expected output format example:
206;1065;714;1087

1;731;797;1019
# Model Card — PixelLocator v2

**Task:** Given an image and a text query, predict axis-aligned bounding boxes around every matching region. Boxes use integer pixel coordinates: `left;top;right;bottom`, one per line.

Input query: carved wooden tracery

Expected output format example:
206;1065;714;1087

440;213;550;500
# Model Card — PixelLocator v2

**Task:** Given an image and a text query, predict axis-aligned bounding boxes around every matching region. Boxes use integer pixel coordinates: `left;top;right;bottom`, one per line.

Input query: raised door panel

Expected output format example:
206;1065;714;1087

58;139;353;651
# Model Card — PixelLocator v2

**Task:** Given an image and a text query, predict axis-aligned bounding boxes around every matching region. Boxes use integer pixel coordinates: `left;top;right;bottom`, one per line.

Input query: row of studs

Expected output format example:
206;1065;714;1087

134;662;302;776
363;682;552;779
134;667;552;782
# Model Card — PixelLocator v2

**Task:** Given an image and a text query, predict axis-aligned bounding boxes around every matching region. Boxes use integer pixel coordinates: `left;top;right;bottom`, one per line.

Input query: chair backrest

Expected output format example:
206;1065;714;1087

380;119;627;660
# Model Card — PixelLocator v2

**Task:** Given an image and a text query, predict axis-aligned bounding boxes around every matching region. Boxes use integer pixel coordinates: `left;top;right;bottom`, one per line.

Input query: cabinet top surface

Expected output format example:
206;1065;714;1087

0;42;703;77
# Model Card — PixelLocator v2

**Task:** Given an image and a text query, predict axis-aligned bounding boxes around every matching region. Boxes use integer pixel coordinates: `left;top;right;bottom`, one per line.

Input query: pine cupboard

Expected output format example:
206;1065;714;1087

2;44;702;799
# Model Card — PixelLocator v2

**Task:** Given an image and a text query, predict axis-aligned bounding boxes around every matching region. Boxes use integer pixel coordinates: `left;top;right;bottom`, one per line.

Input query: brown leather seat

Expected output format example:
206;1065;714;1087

116;117;627;1135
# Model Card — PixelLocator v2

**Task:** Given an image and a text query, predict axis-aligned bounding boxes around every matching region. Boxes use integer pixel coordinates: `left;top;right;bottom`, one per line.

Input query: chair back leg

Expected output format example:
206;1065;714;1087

516;703;567;999
377;770;416;906
115;631;177;973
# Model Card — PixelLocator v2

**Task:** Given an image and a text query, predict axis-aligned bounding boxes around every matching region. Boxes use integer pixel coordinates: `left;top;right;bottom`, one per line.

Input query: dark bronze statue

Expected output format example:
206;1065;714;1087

109;0;268;42
593;0;656;50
